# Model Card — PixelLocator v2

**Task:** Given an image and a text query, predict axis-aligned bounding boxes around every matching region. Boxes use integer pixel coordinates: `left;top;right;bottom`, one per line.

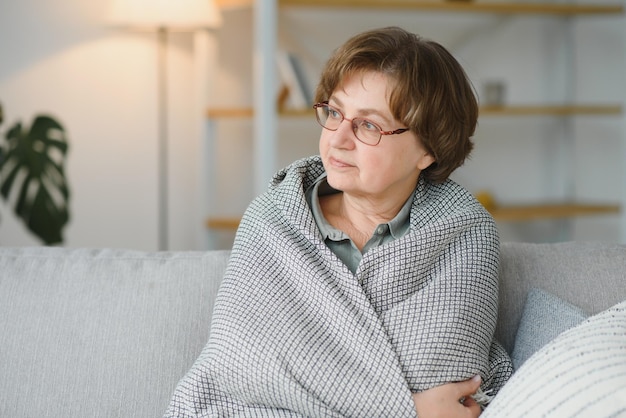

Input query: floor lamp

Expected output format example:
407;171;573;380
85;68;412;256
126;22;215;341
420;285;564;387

108;0;222;250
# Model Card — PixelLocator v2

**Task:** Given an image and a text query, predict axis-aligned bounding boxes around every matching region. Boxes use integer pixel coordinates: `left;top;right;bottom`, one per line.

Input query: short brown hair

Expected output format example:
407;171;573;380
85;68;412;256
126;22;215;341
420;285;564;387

315;26;477;184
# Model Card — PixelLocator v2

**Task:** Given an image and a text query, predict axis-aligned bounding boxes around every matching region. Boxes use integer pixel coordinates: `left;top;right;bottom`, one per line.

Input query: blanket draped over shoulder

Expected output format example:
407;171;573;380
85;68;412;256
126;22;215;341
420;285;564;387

165;156;512;418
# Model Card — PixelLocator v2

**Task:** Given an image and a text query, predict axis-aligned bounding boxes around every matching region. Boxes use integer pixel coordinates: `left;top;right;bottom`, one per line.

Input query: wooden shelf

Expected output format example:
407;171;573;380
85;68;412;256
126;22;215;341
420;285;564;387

480;104;623;116
207;104;623;119
215;0;254;9
217;0;623;15
490;203;620;222
206;203;620;230
206;108;254;118
278;1;623;15
206;217;241;230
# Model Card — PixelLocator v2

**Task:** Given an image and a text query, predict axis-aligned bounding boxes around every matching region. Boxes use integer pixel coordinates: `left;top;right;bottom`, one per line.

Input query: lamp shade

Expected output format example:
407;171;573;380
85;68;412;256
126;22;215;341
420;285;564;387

108;0;222;29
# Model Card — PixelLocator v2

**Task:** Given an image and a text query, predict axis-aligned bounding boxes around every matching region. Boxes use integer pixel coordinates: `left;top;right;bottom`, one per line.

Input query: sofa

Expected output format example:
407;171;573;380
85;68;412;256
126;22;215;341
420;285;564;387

1;241;625;418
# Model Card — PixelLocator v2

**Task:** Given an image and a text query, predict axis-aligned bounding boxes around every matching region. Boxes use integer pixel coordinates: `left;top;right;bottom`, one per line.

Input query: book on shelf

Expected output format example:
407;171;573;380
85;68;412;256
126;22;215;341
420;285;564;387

276;50;313;110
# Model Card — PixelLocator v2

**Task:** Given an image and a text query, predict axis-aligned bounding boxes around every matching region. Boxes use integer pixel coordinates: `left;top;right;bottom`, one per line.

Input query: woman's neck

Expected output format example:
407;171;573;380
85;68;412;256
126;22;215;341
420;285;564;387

320;191;408;251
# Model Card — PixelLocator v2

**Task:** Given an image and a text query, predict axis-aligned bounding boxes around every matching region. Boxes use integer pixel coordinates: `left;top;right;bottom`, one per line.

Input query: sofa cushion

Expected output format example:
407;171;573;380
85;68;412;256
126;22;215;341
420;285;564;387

496;241;626;354
511;287;588;370
0;247;230;418
482;299;626;417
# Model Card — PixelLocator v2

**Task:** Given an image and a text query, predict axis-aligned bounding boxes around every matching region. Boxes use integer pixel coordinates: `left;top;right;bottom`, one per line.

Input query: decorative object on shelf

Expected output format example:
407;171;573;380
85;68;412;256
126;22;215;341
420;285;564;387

475;190;497;212
482;80;506;107
108;0;222;251
276;50;313;110
0;108;70;245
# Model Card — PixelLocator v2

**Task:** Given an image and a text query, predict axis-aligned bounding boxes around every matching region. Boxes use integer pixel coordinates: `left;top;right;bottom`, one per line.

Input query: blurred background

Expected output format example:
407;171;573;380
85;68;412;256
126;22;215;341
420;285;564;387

0;0;624;251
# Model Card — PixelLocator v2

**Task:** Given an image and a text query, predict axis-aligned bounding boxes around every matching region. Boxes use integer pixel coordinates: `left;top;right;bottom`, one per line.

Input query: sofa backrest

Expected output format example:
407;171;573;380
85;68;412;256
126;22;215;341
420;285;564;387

0;247;229;418
496;241;626;353
2;242;624;417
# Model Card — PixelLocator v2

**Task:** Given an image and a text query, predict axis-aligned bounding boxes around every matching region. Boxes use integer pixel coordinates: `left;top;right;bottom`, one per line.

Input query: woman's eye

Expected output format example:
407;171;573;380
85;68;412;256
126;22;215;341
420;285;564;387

361;120;379;132
328;108;341;119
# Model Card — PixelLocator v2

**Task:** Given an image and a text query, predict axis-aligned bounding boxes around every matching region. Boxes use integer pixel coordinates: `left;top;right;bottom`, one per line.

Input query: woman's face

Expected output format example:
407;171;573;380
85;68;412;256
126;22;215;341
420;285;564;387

319;71;434;203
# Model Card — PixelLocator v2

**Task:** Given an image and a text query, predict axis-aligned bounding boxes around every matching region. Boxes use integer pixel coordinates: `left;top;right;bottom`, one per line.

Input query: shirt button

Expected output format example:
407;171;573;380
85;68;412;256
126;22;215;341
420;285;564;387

376;225;386;235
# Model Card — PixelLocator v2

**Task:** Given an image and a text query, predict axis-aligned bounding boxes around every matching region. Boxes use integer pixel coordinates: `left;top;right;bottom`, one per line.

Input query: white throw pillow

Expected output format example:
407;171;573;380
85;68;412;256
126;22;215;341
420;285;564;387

482;300;626;418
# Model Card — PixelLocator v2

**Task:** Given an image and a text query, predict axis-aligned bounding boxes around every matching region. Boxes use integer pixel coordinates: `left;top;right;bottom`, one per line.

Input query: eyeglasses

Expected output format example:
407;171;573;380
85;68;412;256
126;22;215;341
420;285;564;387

313;101;409;146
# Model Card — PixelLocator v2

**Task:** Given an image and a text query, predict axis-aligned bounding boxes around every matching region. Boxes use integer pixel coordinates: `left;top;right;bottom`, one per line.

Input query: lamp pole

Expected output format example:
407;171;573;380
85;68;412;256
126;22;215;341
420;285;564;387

157;27;169;251
107;0;222;251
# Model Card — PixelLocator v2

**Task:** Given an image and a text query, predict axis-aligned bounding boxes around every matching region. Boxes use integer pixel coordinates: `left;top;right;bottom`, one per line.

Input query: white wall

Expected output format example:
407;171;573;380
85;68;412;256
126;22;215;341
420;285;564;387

0;0;204;250
1;2;624;250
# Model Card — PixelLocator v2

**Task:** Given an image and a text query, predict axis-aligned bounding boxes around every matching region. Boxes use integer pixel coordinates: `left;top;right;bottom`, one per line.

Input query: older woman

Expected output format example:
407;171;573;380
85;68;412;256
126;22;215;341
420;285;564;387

166;27;512;418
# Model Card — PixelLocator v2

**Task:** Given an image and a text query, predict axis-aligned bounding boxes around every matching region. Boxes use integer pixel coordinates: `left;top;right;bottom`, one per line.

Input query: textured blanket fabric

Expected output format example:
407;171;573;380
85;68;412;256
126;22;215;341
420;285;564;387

165;156;512;417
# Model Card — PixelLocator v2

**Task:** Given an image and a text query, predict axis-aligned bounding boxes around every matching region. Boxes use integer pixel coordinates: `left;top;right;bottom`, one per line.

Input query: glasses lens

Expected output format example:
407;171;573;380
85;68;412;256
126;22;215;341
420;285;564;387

353;119;382;145
314;103;382;145
315;105;328;128
317;104;343;130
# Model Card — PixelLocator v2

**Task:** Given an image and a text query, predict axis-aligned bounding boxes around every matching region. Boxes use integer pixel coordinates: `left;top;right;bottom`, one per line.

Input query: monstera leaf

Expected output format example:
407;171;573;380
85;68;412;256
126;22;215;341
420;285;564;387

0;115;70;245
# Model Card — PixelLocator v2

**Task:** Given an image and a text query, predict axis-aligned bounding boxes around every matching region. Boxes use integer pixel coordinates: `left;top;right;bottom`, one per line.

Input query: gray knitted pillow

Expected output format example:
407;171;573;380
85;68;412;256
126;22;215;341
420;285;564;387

511;287;588;370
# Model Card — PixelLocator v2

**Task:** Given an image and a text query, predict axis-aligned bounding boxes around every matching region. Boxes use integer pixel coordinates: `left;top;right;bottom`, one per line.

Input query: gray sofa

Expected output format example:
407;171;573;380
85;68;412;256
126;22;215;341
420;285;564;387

1;241;625;417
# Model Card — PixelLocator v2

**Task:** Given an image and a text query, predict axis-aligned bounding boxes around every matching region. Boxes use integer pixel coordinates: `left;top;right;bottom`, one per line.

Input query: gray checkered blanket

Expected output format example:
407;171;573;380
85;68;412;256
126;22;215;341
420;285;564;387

165;156;512;417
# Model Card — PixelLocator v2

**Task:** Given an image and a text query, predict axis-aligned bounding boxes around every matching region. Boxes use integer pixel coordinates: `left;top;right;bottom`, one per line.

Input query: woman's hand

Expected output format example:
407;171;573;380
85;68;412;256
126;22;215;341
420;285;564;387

412;375;482;418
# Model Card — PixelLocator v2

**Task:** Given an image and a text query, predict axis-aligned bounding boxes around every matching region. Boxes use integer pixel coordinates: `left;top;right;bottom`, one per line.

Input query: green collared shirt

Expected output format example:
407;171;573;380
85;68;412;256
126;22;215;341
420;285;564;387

305;174;414;273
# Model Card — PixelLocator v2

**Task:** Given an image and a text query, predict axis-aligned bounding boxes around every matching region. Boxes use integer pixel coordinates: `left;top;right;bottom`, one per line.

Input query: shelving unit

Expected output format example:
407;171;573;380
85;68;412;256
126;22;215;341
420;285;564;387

207;1;625;242
218;0;622;15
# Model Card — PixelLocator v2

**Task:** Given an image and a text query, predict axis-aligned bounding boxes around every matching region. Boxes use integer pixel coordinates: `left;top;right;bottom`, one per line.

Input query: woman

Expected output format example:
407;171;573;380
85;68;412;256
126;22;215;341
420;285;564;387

166;27;512;418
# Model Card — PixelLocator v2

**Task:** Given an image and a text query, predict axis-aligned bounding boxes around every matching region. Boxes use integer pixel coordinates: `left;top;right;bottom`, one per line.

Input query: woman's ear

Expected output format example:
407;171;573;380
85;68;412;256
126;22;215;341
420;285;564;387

417;153;435;171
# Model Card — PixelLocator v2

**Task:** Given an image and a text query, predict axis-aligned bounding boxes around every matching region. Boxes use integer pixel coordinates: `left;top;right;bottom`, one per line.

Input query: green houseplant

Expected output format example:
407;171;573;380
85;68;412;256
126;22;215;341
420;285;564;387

0;103;70;245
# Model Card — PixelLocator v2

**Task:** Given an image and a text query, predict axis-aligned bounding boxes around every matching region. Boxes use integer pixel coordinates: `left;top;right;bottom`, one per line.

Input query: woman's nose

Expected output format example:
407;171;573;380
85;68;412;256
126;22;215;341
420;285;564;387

328;119;357;149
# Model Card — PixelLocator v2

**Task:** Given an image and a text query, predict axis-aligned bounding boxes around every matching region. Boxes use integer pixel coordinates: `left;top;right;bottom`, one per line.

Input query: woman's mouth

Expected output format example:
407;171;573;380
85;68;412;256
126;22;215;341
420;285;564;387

329;156;353;168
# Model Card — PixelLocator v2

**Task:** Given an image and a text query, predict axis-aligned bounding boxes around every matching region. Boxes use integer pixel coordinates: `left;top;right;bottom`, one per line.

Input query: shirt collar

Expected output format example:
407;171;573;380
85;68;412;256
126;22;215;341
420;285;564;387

306;174;345;241
388;190;413;239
